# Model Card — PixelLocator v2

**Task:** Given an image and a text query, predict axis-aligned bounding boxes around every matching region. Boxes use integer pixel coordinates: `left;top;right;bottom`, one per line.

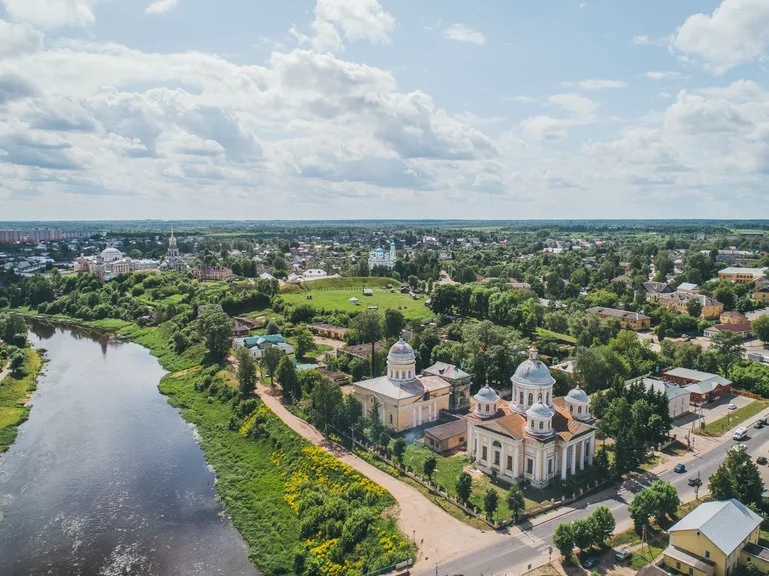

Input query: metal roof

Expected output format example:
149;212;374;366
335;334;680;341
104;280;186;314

669;499;763;556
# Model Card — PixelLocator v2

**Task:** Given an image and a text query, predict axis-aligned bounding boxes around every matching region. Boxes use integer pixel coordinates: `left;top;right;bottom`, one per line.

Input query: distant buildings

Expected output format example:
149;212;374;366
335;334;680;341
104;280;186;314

161;229;187;272
368;242;396;270
586;307;652;330
193;266;233;281
0;228;88;243
717;267;766;283
650;291;723;320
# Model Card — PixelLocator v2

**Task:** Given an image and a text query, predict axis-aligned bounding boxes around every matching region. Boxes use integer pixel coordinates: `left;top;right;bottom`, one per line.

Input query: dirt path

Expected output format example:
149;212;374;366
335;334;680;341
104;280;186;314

254;381;501;570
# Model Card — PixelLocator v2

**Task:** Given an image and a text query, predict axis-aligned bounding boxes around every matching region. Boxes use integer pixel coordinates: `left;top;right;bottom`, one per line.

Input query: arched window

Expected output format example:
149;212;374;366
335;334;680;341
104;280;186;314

519;392;524;404
528;393;533;406
485;403;489;413
578;406;582;414
546;392;550;404
530;420;535;429
569;404;573;413
389;414;393;424
539;421;544;430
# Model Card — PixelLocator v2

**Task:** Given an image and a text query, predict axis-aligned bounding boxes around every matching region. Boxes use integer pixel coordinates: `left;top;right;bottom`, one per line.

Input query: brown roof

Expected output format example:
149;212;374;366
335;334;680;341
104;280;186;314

424;419;467;441
343;341;386;358
710;322;752;333
587;307;651;321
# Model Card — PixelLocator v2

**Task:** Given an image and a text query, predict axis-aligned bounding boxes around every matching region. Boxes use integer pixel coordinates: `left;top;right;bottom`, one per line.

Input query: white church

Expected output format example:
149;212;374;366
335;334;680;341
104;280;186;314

368;242;396;270
466;346;597;488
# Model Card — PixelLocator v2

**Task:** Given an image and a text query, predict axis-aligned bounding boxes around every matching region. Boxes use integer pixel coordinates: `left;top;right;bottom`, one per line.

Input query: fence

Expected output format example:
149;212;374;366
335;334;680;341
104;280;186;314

734;389;763;400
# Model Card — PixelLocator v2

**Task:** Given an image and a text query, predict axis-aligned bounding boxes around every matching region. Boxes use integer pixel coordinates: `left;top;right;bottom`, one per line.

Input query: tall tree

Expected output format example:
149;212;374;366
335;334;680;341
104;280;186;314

686;298;702;319
294;327;314;359
483;489;499;521
260;346;283;386
423;455;437;482
197;306;233;363
711;330;745;377
236;346;256;396
383;308;405;339
589;506;616;545
276;355;299;402
751;315;769;345
553;523;575;560
352;310;383;377
308;376;342;433
506;485;526;522
392;438;407;465
708;446;764;506
456;472;473;504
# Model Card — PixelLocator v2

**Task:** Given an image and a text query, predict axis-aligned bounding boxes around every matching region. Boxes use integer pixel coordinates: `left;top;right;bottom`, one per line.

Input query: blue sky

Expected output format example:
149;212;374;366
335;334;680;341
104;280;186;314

1;0;768;220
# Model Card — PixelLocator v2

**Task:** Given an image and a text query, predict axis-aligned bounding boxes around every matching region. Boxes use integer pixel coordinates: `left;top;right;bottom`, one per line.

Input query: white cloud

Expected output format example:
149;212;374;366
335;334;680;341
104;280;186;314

442;23;486;45
311;0;395;52
645;71;682;80
563;78;626;90
145;0;179;15
520;115;569;141
672;0;769;73
548;93;599;117
0;20;44;58
632;35;650;45
1;0;100;29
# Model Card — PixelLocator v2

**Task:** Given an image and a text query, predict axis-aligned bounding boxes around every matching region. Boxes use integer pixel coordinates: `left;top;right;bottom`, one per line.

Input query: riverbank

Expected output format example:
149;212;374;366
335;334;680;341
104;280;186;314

0;347;43;454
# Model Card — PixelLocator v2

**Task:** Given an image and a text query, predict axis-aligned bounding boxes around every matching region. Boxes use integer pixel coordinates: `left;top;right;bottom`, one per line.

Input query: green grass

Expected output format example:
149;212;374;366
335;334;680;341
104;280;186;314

159;370;413;575
0;348;42;453
120;323;205;372
280;277;397;294
282;285;433;323
535;327;577;344
696;400;769;435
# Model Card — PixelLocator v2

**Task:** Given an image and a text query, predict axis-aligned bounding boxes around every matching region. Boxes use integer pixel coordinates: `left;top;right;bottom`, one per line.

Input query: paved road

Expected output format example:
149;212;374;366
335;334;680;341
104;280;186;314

413;411;769;576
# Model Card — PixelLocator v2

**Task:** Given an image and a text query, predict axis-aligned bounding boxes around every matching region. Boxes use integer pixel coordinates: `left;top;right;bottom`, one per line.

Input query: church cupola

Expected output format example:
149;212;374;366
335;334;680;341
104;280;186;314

387;337;416;384
473;384;499;419
565;385;591;421
511;345;555;414
525;393;555;438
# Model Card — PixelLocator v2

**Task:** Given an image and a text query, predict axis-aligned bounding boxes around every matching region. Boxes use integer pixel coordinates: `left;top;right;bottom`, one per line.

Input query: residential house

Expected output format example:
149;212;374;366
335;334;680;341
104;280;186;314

424;419;467;454
193;266;233;281
677;282;700;293
753;281;769;303
629;377;690;419
704;323;753;340
649;291;723;320
661;368;732;403
233;334;294;359
718;267;766;283
231;321;250;338
642;281;674;296
586;307;652;330
307;323;348;340
720;311;749;325
304;268;327;278
423;362;472;410
663;499;769;576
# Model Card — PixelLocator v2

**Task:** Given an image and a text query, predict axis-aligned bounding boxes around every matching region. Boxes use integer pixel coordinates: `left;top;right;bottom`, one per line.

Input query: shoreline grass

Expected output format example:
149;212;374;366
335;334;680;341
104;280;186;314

0;347;43;454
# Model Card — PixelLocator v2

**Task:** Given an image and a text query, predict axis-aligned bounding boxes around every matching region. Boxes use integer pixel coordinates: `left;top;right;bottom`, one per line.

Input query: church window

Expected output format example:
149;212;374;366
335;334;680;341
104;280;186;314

481;446;488;460
539;421;544;430
530;420;535;429
485;404;489;413
519;392;524;404
507;455;513;470
494;451;500;466
526;459;533;474
546;393;550;404
569;404;573;413
578;406;582;414
528;393;533;405
389;414;393;424
548;459;553;474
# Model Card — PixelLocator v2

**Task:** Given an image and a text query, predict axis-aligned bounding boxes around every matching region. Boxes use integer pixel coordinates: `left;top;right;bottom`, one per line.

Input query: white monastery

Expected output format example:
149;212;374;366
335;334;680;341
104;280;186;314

466;346;596;488
368;242;397;270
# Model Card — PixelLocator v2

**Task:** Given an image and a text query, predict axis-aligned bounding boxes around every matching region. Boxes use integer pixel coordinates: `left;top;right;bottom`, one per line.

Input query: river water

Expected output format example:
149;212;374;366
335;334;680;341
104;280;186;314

0;322;259;576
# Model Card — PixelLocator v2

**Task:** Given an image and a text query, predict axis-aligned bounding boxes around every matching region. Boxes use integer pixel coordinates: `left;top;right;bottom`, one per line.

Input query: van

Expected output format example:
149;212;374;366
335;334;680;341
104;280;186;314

733;427;748;441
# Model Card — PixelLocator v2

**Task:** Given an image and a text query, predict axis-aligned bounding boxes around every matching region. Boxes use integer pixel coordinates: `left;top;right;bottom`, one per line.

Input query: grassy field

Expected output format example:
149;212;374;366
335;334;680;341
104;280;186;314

535;327;577;344
282;283;434;322
0;348;42;454
697;399;769;435
280;277;396;294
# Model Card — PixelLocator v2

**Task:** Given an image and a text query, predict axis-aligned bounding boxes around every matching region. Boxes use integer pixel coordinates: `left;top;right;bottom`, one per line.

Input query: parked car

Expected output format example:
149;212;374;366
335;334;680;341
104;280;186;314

688;477;702;487
615;549;632;562
674;463;686;473
728;403;737;410
754;421;764;429
581;553;601;569
733;427;748;441
757;456;768;465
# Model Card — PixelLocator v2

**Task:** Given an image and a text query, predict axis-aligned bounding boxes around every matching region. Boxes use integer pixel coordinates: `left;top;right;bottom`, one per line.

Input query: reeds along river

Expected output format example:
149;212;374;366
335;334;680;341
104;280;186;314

0;321;258;576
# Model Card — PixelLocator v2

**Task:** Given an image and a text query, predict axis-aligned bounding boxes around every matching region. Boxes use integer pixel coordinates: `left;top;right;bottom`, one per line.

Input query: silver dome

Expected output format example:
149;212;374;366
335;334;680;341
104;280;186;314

388;337;415;361
474;385;499;403
566;386;590;404
526;400;554;419
512;347;555;387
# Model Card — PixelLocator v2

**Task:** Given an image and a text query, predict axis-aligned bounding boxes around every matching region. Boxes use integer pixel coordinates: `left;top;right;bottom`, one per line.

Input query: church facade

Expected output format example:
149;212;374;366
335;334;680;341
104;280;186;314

162;229;187;272
368;242;396;270
465;347;596;489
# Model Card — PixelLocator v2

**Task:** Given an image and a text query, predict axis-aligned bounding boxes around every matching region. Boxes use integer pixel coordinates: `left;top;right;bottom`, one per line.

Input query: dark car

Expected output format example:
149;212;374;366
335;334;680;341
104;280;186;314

581;553;601;569
687;477;702;486
754;421;764;429
757;456;768;465
674;463;686;473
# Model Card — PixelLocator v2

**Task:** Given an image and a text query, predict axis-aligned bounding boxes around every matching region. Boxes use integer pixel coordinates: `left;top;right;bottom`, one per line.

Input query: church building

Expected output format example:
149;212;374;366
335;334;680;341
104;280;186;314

465;347;596;489
353;337;451;432
161;229;188;272
368;242;396;270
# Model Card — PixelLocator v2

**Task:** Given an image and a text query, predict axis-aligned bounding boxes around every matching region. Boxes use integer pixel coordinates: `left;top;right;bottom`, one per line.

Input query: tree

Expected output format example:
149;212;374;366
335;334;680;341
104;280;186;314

506;485;526;522
383;308;405;339
352;310;383;378
589;506;615;545
197;306;233;363
752;315;769;345
456;472;473;504
392;437;407;465
629;480;680;529
553;522;575;560
571;518;593;551
308;376;342;433
423;455;437;482
628;490;654;530
294;328;314;359
266;319;280;335
708;446;764;506
236;346;256;396
260;346;283;385
711;330;744;377
483;488;499;520
686;298;702;318
8;347;25;374
0;314;27;347
276;355;299;402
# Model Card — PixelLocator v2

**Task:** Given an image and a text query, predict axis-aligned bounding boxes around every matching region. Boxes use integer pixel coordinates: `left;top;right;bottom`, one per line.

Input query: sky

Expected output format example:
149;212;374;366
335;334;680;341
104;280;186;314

1;0;769;221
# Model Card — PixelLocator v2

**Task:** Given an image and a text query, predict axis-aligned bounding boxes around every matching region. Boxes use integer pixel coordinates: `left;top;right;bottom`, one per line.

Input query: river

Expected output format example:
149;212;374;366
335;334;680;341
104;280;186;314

0;321;259;576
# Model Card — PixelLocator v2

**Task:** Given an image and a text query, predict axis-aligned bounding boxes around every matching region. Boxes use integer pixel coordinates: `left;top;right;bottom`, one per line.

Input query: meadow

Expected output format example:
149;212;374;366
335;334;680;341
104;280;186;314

0;348;42;453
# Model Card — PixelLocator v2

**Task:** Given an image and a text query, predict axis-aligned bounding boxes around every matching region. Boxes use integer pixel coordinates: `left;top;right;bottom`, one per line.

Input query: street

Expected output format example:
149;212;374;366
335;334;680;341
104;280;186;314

412;408;769;576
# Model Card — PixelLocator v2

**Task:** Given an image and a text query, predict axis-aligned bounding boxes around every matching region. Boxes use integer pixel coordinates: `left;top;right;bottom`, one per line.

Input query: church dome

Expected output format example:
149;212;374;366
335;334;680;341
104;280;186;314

100;247;123;262
388;337;415;361
566;386;589;404
474;385;499;403
512;346;555;387
526;400;554;419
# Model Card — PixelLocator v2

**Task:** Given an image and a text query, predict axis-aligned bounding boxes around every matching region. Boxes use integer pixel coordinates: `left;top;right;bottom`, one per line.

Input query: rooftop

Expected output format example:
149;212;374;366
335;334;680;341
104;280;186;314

719;266;766;276
669;499;763;556
586;306;651;321
423;361;471;381
663;367;729;384
353;374;449;400
424;419;467;441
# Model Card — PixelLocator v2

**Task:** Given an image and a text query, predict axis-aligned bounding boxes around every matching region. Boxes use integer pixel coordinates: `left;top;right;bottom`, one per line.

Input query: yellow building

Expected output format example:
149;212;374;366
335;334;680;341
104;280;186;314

651;291;723;320
586;307;651;330
717;267;766;283
352;338;451;432
754;286;769;303
663;499;769;576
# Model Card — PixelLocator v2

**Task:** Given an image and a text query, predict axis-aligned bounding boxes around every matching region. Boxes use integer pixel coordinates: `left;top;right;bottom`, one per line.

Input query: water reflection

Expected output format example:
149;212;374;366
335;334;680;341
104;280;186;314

0;324;258;576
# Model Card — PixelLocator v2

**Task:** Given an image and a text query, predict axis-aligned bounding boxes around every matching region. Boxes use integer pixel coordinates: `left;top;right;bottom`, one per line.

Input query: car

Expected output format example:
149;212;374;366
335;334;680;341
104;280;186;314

755;421;765;429
615;549;632;562
687;477;702;486
728;403;737;410
757;456;768;465
733;427;748;441
674;463;686;473
581;553;601;569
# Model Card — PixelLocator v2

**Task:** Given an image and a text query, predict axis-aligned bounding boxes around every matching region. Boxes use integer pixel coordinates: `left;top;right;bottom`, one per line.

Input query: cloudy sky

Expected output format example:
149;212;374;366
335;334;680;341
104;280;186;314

1;0;769;221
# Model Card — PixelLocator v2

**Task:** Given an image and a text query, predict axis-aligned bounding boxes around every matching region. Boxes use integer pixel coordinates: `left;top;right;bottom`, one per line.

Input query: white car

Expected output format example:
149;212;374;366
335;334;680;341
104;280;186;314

728;403;737;410
733;427;748;441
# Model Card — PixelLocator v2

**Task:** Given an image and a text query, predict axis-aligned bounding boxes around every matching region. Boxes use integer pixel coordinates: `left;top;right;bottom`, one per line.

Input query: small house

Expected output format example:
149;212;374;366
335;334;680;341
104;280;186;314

424;419;467;454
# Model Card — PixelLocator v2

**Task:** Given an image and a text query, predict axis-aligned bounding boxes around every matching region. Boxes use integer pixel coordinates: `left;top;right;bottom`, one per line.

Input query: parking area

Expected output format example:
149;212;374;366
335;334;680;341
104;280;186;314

671;394;754;444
